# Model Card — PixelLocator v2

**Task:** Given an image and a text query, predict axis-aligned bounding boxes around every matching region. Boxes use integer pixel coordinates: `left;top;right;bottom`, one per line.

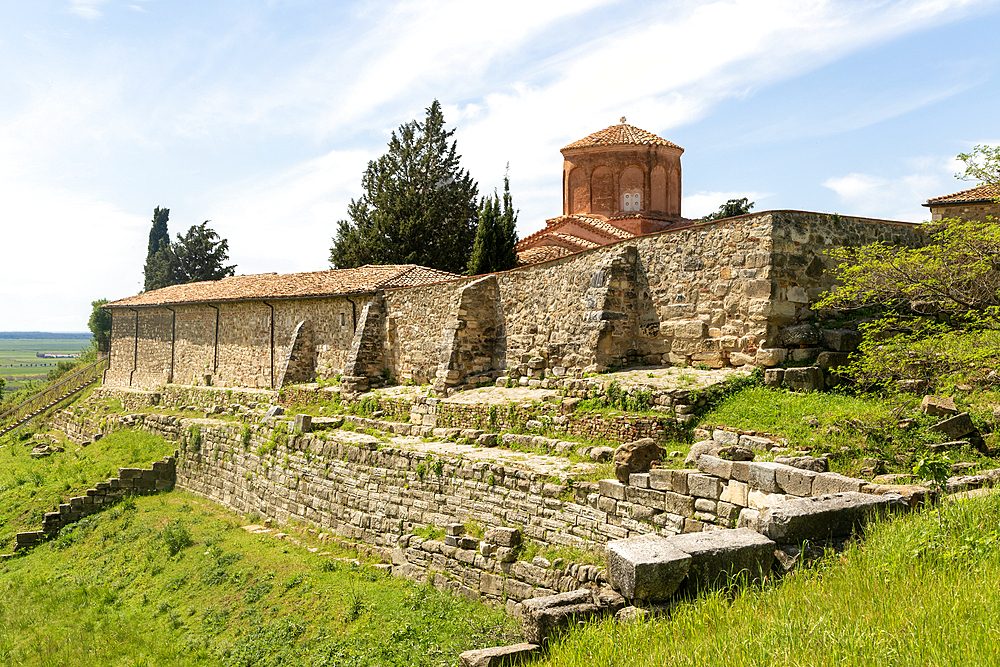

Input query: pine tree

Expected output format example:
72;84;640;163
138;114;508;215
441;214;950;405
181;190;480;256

330;100;479;274
143;206;172;291
169;222;236;284
466;172;519;275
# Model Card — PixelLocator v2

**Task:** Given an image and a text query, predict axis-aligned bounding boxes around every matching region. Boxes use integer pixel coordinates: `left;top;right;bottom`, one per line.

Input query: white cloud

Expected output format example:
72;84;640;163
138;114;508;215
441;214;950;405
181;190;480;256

202;148;375;275
0;178;147;331
68;0;109;19
823;171;943;222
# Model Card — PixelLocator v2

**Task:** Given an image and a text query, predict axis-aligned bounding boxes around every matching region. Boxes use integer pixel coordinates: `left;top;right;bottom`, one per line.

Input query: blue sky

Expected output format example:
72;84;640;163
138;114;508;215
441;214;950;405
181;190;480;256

2;0;999;331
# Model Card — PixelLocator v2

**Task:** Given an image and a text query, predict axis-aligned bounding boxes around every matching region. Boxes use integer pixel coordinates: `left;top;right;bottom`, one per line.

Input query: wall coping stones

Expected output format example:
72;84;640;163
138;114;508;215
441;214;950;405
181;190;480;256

606;534;691;602
755;492;906;542
459;643;540;667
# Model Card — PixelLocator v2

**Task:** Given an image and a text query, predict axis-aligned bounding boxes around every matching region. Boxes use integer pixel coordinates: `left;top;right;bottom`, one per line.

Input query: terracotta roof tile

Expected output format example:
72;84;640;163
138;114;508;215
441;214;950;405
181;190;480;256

925;184;1000;205
106;264;459;308
563;119;682;151
517;245;573;265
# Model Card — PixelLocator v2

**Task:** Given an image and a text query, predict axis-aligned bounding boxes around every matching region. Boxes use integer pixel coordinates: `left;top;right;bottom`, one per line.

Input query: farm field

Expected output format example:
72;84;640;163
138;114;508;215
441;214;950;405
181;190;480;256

0;334;91;395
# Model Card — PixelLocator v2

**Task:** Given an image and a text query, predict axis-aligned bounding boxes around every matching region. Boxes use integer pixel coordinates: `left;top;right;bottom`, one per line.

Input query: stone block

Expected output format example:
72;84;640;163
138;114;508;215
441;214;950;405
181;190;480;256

748;462;781;493
720;480;749;507
756;348;787;367
484;527;521;548
294;414;312;433
671;469;691;495
730;460;751;483
459;644;540;667
928;412;976;440
674;320;708;339
790;347;820;362
696;455;732;480
775;466;817;497
773;455;828;473
758;492;906;542
738;435;772;451
712;429;739;446
812;472;865;496
781;324;819;346
747;490;787;510
599;479;626;501
763;368;784;387
816;351;851;371
649;468;672;491
664;491;695;518
687;474;723;500
920;395;957;417
665;528;776;592
685;440;720;466
629;473;650;489
605;534;691;602
821;328;862;352
782;367;824;392
521;590;600;644
445;523;465;537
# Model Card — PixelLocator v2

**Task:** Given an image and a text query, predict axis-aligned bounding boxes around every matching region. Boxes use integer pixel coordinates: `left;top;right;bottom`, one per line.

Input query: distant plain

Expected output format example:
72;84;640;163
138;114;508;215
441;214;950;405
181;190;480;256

0;334;91;395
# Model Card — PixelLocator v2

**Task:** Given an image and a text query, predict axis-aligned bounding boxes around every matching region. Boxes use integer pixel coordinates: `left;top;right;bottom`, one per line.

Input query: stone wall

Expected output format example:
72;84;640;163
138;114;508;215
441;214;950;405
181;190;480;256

106;296;367;391
52;405;910;609
14;453;176;551
104;211;925;395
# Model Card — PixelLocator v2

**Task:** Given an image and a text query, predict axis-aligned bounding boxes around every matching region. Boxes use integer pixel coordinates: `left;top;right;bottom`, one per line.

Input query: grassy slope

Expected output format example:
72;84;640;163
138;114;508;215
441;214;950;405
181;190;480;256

0;434;514;666
698;386;995;476
542;491;1000;666
0;429;177;546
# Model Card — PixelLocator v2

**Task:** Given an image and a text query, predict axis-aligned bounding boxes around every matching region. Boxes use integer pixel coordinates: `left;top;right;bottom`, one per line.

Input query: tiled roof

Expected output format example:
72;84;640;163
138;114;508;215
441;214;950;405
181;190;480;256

563;118;682;151
925;184;1000;206
549;233;601;251
106;265;460;308
516;215;635;252
517;245;573;266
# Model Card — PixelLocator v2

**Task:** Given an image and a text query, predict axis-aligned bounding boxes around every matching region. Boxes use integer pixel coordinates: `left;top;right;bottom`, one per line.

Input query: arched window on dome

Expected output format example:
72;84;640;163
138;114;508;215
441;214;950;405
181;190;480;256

622;191;642;212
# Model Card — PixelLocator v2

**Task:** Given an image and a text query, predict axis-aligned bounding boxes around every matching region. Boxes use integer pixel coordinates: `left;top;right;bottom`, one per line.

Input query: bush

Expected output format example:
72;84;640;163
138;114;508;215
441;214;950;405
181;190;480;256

161;519;193;556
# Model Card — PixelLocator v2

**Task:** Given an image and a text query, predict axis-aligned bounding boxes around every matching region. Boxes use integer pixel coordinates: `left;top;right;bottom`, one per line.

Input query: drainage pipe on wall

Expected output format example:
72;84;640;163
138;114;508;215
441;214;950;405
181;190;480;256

165;306;176;383
127;307;139;387
207;304;220;374
262;301;275;389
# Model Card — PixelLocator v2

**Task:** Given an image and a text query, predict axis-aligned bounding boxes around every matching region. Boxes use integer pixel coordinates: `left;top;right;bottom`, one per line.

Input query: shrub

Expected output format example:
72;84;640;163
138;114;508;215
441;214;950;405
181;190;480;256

161;519;193;556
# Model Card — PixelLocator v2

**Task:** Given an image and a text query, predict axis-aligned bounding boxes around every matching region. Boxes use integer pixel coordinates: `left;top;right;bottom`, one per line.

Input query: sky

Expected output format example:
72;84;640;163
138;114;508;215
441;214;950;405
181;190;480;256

2;0;999;332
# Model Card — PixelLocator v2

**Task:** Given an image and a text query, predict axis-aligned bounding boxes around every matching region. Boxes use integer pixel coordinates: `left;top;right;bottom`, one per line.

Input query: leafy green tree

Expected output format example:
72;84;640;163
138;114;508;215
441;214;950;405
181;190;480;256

169;222;236;284
816;145;1000;393
88;299;111;341
704;197;754;221
466;172;519;275
144;206;172;292
957;144;1000;184
330;100;479;274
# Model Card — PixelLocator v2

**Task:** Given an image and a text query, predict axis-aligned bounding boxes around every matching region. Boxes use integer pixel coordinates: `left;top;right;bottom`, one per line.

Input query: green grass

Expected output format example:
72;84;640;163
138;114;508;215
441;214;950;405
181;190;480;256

0;429;176;546
0;490;514;666
695;386;996;476
542;491;1000;666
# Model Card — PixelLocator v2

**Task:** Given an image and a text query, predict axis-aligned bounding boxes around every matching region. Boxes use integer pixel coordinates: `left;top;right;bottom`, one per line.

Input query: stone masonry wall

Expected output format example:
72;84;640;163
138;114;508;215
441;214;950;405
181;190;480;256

52;406;900;609
105;211;925;394
106;296;366;391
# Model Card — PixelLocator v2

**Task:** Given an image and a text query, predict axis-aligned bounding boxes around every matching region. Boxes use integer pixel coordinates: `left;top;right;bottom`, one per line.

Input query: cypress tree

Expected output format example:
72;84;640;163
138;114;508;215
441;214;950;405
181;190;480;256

143;206;172;291
466;172;519;276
